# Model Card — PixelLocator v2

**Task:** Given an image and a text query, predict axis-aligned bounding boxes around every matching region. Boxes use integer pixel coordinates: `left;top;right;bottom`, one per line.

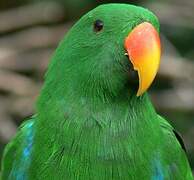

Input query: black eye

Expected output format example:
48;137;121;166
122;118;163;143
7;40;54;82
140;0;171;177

93;20;104;32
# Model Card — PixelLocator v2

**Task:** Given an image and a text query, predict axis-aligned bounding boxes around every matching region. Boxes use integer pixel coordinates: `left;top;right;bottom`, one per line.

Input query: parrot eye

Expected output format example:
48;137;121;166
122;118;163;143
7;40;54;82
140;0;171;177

93;20;104;32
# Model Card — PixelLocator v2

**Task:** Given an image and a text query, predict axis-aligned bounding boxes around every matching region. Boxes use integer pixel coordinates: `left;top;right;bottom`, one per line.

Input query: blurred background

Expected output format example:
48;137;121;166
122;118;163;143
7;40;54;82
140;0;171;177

0;0;193;173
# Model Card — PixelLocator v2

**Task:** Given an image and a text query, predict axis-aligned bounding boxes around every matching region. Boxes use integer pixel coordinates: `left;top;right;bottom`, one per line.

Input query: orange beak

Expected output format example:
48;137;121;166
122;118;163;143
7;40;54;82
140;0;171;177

125;22;161;96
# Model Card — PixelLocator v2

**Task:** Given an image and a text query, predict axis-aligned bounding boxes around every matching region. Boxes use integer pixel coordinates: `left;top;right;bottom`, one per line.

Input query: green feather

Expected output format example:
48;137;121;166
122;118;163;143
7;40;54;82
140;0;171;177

1;4;193;180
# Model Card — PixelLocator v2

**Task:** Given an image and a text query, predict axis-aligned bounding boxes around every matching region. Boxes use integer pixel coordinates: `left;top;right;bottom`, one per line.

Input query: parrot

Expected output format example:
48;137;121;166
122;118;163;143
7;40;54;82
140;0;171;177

1;3;193;180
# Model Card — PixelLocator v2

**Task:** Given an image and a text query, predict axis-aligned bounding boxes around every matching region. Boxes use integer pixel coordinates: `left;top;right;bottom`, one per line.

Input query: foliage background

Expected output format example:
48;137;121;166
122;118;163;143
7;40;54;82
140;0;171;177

0;0;193;173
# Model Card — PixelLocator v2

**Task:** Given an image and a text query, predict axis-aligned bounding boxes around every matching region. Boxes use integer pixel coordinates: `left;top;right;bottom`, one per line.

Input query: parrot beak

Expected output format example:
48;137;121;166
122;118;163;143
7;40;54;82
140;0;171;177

124;22;161;96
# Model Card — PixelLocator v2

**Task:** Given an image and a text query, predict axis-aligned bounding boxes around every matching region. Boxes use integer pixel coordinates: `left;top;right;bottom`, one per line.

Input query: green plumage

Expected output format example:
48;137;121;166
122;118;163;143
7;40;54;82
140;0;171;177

1;4;193;180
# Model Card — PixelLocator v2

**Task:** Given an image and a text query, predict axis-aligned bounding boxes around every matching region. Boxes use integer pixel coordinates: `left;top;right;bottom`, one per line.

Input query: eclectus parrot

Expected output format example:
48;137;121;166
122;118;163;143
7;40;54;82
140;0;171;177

1;4;193;180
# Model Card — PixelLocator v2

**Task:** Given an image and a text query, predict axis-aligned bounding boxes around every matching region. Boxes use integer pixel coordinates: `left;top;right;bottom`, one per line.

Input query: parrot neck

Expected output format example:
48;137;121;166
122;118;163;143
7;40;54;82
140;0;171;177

37;88;157;129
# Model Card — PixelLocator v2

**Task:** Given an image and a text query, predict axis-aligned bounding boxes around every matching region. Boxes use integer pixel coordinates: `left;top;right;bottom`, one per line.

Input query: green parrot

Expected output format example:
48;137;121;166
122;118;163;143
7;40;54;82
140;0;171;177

1;3;193;180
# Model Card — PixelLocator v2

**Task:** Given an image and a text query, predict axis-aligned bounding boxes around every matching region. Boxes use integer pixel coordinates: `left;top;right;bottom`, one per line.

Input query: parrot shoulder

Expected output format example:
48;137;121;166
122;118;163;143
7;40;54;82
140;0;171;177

1;116;35;179
157;115;186;152
157;115;193;179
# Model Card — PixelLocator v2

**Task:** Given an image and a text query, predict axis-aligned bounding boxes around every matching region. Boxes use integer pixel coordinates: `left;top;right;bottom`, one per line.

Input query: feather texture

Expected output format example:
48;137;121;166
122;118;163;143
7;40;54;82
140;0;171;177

1;4;193;180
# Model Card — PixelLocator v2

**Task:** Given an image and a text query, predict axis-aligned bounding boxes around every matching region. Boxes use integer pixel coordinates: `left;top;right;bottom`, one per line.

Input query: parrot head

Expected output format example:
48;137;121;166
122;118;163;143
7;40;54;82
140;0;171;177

45;4;161;100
